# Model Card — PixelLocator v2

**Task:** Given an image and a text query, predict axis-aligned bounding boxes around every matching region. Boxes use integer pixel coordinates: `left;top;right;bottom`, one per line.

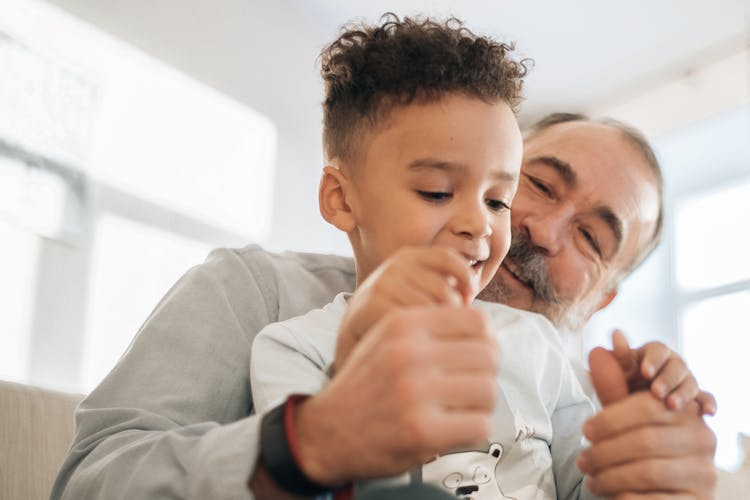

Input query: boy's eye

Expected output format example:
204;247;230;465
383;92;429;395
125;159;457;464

486;199;510;212
417;191;452;202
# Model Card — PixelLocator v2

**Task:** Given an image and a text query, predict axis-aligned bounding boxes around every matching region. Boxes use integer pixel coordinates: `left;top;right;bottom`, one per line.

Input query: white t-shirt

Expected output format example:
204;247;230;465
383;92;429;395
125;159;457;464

251;293;597;500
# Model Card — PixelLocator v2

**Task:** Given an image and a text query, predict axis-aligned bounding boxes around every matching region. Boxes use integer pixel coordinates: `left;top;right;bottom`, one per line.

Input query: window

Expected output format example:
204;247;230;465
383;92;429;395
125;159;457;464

82;214;211;392
682;292;750;468
676;179;750;469
675;179;750;291
0;0;277;391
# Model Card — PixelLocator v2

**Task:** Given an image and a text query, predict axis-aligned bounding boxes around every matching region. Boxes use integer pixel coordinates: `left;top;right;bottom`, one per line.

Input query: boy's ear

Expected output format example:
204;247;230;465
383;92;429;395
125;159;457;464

319;165;357;232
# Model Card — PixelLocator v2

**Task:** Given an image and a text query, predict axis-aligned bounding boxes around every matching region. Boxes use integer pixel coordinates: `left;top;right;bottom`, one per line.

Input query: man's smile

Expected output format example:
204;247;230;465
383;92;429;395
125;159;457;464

502;258;534;289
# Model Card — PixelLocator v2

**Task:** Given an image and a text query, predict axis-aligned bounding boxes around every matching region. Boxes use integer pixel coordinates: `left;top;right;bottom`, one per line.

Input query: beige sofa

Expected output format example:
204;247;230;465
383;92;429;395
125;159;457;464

2;378;748;499
0;380;83;500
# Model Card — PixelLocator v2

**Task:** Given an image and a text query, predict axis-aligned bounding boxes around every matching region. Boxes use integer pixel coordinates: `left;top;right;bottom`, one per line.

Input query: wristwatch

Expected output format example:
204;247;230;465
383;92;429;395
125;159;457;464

259;394;332;496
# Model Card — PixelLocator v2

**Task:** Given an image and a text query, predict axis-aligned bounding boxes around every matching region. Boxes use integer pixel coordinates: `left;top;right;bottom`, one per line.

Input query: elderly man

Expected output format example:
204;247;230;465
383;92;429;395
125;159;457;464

52;113;716;500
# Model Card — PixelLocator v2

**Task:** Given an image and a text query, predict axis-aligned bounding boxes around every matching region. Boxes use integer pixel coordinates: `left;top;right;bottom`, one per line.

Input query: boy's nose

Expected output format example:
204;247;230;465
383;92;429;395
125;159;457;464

453;202;491;239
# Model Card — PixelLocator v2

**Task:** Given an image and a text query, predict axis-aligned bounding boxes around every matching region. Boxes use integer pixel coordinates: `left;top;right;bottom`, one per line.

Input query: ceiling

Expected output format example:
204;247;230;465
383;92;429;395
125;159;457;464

295;0;749;125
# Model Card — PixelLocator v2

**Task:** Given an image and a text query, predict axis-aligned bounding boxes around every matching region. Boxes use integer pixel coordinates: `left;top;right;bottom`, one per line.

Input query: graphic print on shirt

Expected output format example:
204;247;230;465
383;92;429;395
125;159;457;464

420;389;550;499
422;442;513;499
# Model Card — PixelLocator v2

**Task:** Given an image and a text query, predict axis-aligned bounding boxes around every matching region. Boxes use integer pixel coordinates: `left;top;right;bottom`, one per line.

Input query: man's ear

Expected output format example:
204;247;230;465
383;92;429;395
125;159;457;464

595;288;618;313
319;165;357;232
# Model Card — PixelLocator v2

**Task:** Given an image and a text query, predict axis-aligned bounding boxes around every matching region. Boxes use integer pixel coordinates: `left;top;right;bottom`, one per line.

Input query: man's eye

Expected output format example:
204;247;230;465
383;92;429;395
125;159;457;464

417;191;452;202
486;199;510;212
529;177;552;196
580;228;602;256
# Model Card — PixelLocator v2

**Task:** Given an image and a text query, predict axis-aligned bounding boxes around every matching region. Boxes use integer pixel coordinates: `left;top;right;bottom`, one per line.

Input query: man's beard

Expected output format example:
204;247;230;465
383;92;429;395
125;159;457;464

479;228;592;332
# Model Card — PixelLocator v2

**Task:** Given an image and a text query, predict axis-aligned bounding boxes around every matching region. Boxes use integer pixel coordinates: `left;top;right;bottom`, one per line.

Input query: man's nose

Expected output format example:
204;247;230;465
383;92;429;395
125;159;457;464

521;203;573;255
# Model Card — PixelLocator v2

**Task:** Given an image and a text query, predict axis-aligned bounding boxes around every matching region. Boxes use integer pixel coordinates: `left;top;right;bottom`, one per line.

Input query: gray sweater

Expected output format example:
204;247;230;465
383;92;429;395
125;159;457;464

51;245;356;500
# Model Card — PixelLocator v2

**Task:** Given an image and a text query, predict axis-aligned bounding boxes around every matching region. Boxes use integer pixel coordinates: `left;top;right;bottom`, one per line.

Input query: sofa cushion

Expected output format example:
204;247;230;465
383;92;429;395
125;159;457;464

0;380;84;500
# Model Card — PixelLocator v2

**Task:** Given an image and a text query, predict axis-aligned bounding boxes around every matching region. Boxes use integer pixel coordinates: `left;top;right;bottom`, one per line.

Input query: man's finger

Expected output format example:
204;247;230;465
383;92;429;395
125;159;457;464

589;346;629;406
433;341;500;375
585;456;717;496
437;375;498;412
583;392;700;442
427;411;494;452
608;493;696;500
578;420;717;474
415;307;493;342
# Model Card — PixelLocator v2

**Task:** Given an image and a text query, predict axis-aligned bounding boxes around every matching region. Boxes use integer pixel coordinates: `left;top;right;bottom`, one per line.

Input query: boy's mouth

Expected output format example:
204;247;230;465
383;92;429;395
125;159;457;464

466;256;487;274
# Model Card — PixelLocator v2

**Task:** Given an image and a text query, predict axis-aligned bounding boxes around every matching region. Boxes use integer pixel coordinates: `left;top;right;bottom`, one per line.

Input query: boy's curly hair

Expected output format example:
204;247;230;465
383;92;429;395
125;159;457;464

320;13;531;162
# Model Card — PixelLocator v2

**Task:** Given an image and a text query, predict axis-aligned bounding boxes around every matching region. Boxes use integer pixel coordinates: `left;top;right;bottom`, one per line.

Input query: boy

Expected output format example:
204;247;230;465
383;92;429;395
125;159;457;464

251;14;595;499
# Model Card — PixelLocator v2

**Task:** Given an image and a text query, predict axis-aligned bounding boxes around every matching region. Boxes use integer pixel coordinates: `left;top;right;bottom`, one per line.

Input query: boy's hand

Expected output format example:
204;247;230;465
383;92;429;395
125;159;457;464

581;348;718;498
333;247;478;373
606;330;716;415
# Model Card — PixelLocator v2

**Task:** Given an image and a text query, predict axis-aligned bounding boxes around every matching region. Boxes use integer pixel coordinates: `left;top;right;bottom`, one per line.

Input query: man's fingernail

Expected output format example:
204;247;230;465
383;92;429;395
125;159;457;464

670;394;683;409
644;364;655;379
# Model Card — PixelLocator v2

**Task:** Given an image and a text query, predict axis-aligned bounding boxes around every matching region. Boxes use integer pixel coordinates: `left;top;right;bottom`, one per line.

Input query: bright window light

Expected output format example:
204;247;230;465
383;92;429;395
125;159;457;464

0;0;277;392
675;178;750;291
0;155;68;239
0;0;277;242
0;220;39;383
82;214;212;392
682;291;750;470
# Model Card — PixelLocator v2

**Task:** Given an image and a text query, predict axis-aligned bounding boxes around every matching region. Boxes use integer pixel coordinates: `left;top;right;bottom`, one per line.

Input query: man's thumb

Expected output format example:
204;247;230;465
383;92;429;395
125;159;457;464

588;347;629;406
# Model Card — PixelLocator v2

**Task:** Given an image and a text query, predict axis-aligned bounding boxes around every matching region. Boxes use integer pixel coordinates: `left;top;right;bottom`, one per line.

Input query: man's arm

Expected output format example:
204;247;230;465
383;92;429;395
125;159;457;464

51;247;352;500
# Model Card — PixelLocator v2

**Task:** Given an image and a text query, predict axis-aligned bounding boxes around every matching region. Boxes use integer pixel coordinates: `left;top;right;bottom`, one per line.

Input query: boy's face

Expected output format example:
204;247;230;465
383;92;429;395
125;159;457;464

343;93;522;293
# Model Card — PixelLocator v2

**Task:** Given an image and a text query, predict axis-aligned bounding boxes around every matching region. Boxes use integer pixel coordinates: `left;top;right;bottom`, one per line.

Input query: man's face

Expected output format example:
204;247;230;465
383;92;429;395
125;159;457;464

343;93;522;294
478;121;661;330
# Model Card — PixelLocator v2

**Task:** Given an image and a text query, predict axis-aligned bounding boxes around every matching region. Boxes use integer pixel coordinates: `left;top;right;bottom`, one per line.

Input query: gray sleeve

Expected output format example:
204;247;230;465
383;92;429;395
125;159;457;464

51;247;350;500
250;322;330;413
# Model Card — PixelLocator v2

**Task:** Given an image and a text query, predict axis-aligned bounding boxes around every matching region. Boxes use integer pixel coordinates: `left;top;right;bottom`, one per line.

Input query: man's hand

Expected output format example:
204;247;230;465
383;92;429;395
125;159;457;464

294;306;499;484
581;347;717;499
609;331;716;415
334;247;478;373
